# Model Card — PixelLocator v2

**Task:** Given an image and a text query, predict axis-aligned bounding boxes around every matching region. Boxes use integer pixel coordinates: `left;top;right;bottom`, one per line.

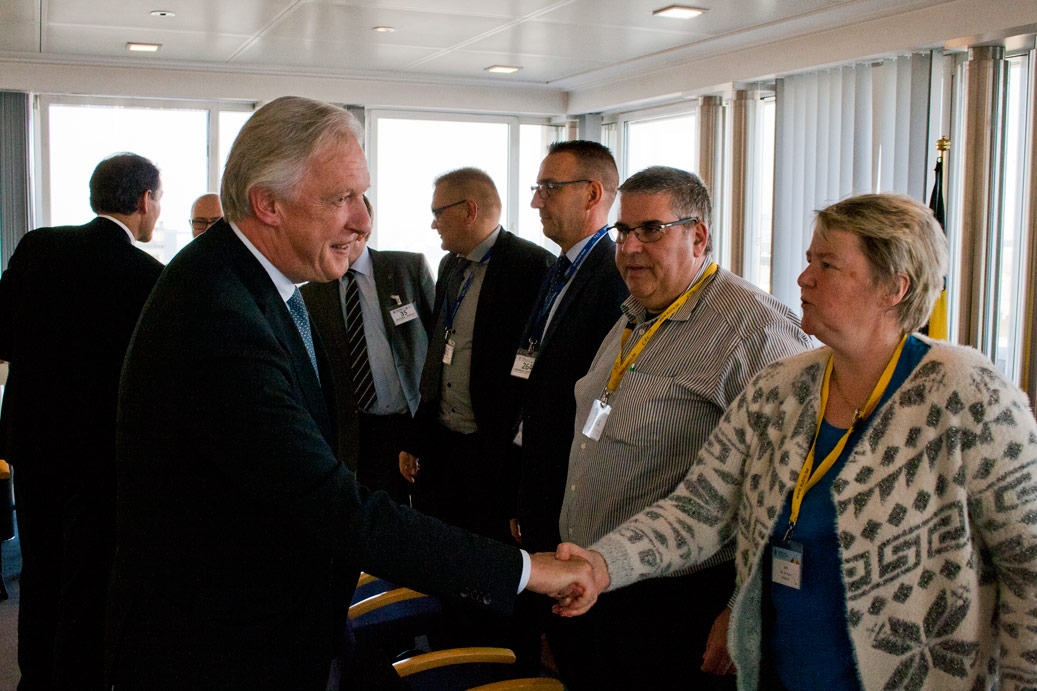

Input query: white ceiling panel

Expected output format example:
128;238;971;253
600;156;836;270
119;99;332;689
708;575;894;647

0;0;38;23
261;3;511;49
463;19;709;64
43;26;251;63
414;49;608;83
232;35;437;72
0;0;1010;96
315;0;565;17
0;23;40;53
43;0;297;35
533;0;842;35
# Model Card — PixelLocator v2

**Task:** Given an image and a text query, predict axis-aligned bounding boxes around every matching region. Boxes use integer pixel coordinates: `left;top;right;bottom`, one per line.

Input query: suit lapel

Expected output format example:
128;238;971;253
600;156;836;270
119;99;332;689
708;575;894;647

540;235;615;347
368;248;398;342
211;222;331;437
420;253;464;401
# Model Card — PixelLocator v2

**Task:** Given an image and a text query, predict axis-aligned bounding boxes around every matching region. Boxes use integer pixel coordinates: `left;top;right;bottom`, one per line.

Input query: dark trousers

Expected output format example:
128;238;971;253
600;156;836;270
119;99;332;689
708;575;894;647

410;425;514;544
14;456;116;691
356;412;413;506
548;560;738;691
410;425;533;669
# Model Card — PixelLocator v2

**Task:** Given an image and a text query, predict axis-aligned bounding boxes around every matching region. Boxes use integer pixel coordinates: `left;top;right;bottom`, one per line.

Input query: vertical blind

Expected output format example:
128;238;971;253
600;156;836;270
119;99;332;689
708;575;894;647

0;91;32;271
771;53;933;310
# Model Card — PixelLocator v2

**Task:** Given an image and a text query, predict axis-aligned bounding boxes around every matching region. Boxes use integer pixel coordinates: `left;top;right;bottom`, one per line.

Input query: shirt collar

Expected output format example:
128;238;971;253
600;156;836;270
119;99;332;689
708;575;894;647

347;245;372;278
564;226;605;262
229;221;298;303
465;225;501;262
96;215;136;243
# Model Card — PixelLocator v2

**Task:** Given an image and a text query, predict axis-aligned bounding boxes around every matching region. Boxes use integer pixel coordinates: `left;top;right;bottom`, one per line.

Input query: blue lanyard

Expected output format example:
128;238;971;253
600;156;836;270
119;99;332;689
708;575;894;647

443;245;494;337
527;226;608;348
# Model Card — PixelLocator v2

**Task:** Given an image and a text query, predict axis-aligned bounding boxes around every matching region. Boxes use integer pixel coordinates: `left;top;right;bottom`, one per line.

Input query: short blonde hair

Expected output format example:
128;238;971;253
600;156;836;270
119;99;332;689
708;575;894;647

814;193;948;333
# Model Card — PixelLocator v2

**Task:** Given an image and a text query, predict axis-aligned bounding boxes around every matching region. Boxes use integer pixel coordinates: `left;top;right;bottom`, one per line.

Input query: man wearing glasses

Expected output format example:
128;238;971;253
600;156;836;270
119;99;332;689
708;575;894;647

398;166;552;652
508;141;629;670
399;167;552;542
552;166;811;690
189;193;223;237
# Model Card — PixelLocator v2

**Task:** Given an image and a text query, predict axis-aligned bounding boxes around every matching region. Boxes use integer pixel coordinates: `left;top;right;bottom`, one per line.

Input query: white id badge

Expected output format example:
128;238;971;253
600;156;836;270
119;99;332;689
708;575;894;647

442;340;455;365
390;302;419;326
581;400;611;440
771;541;804;589
511;351;536;379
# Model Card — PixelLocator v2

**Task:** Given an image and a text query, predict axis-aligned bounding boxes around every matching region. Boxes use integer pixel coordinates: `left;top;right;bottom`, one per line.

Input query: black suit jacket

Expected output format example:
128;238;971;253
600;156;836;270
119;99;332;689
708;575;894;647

515;236;628;551
0;217;163;469
410;228;554;453
302;248;434;466
106;221;522;691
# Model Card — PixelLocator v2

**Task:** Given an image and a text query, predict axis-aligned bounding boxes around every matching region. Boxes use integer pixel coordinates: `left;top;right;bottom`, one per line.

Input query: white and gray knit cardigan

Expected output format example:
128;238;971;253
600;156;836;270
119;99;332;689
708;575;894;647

593;337;1037;690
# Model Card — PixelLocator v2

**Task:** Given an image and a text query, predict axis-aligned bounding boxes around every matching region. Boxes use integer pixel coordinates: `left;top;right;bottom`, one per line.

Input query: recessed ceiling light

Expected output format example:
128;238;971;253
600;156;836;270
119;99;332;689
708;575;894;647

150;10;175;18
652;5;705;19
485;65;521;74
371;26;395;33
126;42;161;52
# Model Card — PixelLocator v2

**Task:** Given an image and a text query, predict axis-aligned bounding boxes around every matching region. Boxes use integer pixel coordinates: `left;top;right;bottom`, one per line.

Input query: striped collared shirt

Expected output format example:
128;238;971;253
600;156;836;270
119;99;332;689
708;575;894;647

559;266;811;576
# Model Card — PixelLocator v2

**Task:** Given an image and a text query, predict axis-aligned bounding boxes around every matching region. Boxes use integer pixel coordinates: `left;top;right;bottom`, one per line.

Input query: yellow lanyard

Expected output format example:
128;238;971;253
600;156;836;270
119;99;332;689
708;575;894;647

603;263;719;401
785;333;908;542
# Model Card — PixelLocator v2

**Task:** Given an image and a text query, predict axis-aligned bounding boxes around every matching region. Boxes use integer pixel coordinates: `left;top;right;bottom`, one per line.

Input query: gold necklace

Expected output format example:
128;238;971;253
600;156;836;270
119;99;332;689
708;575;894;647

830;370;864;423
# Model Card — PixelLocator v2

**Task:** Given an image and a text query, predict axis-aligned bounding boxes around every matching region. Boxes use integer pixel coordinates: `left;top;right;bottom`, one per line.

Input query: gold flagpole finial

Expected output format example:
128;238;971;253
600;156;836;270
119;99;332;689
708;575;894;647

936;136;950;153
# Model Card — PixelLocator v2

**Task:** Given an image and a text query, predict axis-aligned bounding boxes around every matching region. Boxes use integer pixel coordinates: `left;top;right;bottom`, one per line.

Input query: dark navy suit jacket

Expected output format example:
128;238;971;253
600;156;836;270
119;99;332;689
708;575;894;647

106;221;522;690
514;235;628;551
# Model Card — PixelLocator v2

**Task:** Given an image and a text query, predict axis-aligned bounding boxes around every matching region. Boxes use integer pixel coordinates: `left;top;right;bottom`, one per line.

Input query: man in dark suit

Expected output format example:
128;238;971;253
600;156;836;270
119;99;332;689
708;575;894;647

303;201;435;504
0;152;164;691
398;168;553;544
507;140;629;675
105;96;591;691
511;140;628;555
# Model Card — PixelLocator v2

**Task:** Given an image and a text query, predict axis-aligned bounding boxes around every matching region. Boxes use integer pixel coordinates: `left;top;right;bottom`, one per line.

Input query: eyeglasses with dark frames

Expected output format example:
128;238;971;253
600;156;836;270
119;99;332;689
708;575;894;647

189;217;222;230
607;217;698;244
431;199;467;218
529;180;592;199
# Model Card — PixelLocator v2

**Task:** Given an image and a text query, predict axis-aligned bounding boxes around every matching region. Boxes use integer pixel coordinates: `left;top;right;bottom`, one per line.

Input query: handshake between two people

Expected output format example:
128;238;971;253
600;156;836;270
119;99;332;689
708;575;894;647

525;543;610;617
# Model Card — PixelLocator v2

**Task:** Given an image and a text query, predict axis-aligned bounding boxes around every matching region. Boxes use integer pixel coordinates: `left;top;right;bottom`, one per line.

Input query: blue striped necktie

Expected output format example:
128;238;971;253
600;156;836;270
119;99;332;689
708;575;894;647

287;288;320;381
344;270;377;411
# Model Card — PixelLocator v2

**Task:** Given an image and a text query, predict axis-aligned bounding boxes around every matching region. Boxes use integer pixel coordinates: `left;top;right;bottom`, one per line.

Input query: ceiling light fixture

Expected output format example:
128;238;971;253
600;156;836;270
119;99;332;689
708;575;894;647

652;5;705;19
150;10;175;17
126;42;161;52
371;26;395;33
485;65;521;74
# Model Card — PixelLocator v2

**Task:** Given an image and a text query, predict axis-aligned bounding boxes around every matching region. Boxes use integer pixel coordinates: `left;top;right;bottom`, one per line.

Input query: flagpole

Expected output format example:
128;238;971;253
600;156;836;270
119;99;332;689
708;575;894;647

926;136;950;340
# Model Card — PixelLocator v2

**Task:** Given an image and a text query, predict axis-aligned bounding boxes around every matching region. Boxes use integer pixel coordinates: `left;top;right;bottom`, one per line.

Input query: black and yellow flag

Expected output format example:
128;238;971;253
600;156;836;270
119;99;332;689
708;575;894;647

926;152;949;340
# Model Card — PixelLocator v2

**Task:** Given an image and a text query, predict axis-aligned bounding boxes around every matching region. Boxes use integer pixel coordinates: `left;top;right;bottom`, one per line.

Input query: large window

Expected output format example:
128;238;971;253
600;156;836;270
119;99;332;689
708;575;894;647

622;109;697;179
369;111;560;270
40;97;252;263
994;53;1032;380
746;97;776;292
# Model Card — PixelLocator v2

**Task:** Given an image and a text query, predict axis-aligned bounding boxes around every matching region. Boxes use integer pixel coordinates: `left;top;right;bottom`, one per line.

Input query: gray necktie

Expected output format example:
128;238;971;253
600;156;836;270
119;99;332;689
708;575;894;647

287;288;320;380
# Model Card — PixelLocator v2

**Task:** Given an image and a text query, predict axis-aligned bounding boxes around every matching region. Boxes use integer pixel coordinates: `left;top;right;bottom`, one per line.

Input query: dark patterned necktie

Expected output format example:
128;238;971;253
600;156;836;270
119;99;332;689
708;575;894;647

343;270;377;411
287;288;320;380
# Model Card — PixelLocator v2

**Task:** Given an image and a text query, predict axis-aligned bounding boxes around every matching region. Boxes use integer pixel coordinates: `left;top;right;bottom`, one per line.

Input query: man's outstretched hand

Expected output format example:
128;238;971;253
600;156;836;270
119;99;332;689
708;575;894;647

550;542;611;617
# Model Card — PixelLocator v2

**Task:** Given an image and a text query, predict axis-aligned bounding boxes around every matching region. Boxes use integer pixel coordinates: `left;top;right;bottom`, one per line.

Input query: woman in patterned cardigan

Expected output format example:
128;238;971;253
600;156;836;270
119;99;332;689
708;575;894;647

556;193;1037;690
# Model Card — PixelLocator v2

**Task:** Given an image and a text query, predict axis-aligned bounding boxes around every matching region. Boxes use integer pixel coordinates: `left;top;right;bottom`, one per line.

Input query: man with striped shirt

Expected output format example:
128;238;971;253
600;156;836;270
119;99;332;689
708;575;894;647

552;166;811;690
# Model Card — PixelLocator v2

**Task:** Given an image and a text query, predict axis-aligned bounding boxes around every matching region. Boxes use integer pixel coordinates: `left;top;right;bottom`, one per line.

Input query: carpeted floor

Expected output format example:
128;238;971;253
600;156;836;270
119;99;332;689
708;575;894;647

0;516;21;691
